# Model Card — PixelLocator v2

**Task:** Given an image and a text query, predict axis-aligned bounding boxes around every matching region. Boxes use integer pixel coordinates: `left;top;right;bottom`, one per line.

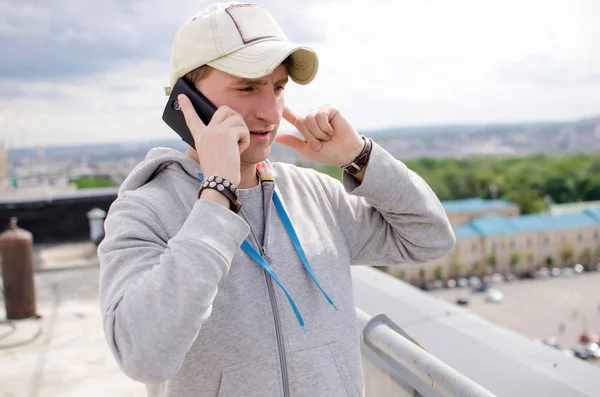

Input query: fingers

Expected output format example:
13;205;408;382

275;133;306;153
177;94;206;131
282;107;301;126
219;110;249;153
284;106;340;152
284;106;316;143
313;109;335;138
180;95;249;153
218;107;250;152
211;105;243;126
235;125;251;152
316;106;336;135
305;109;331;142
283;106;322;151
178;95;247;134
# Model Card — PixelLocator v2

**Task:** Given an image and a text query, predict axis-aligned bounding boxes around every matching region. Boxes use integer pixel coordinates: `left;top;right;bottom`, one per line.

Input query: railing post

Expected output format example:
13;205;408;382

356;308;497;397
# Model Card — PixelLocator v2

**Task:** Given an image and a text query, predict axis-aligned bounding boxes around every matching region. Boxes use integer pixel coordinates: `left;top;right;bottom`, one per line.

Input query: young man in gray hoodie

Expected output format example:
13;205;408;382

98;2;455;397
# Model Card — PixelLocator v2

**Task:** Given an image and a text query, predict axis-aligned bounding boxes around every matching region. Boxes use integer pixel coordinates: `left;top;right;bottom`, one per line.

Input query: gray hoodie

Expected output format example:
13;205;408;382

98;141;455;397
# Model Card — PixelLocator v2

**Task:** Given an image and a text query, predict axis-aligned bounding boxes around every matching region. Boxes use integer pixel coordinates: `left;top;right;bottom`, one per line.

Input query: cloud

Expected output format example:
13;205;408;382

0;0;598;148
0;0;182;82
0;0;327;83
498;55;600;87
252;0;326;43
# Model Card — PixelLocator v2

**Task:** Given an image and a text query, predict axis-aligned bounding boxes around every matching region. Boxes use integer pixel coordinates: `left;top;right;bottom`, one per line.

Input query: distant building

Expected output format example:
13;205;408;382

441;198;520;227
549;200;600;215
390;205;600;285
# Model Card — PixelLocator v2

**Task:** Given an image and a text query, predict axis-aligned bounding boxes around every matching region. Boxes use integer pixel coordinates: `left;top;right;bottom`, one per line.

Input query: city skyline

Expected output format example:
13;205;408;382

1;0;599;148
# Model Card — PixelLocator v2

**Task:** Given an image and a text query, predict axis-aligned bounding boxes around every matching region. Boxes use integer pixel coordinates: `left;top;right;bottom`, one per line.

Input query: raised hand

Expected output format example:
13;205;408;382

276;105;365;167
177;93;250;186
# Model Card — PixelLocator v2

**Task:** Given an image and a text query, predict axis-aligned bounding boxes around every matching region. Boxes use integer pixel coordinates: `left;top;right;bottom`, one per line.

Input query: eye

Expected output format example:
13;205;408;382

275;85;285;93
237;86;254;92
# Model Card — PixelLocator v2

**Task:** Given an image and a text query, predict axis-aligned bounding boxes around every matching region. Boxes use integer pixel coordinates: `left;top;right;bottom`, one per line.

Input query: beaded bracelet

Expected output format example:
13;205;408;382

198;176;241;213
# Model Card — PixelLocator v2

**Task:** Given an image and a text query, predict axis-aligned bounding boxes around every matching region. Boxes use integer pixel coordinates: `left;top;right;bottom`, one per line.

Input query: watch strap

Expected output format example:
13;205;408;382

342;136;373;175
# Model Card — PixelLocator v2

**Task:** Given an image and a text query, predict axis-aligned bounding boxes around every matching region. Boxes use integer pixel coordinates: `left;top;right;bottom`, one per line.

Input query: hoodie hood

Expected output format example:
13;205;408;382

119;147;201;195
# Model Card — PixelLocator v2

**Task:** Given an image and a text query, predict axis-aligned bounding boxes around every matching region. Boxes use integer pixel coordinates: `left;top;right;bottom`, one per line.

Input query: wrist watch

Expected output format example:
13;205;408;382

342;136;373;176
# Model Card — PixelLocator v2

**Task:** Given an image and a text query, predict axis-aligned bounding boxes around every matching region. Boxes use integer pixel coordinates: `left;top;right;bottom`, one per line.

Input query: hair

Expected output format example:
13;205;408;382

184;56;294;84
184;65;212;84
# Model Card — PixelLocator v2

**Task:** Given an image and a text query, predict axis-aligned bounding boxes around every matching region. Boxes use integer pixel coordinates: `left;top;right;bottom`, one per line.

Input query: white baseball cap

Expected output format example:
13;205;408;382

168;2;319;89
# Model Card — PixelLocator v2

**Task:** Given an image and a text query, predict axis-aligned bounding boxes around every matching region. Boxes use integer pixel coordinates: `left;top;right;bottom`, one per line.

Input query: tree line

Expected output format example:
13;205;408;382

312;152;600;214
74;150;600;215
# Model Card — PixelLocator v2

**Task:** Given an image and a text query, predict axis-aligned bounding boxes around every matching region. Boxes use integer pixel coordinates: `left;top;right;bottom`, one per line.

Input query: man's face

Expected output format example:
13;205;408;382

196;64;289;166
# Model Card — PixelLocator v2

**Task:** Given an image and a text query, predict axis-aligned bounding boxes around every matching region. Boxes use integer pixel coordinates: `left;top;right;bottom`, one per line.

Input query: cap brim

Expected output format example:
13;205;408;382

207;40;318;85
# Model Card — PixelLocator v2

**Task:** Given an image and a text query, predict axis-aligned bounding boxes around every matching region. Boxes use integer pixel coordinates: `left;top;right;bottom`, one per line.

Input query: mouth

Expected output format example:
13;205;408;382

250;130;271;135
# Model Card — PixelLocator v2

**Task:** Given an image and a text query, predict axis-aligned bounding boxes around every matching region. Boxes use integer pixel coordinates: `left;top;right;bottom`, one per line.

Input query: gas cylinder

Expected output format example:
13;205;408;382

0;217;38;319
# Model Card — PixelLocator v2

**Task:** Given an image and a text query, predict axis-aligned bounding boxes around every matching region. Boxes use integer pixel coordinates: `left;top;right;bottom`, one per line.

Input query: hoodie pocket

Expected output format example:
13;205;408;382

289;342;360;397
216;354;282;397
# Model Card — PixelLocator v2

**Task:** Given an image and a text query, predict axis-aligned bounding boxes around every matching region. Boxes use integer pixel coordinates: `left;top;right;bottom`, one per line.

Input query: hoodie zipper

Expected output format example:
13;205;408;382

242;208;290;397
261;245;290;397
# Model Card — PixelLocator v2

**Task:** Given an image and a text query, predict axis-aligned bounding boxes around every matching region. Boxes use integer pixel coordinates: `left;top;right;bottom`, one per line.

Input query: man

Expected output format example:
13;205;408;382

98;2;455;397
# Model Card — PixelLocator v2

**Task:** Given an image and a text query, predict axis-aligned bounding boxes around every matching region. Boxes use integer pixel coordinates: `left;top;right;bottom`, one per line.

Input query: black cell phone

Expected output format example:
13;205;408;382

162;78;217;148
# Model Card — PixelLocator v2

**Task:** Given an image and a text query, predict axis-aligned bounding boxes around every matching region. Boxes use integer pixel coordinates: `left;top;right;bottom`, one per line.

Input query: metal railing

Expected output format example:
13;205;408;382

356;308;497;397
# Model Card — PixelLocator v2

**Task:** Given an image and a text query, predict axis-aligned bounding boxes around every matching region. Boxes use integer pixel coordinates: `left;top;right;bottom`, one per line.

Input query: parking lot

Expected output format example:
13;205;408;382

428;271;600;363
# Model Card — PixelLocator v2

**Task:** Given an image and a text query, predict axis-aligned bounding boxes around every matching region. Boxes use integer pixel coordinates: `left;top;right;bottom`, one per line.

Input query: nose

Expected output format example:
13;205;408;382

254;89;281;125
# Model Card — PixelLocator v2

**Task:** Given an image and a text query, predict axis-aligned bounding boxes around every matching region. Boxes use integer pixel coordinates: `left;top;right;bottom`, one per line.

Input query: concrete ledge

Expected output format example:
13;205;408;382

351;266;600;397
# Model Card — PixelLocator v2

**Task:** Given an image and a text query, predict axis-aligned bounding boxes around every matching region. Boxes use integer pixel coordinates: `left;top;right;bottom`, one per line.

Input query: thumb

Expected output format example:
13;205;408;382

275;133;307;153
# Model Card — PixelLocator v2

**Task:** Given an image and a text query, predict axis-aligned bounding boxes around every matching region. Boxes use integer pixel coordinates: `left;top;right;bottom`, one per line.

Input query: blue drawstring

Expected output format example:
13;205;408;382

199;172;337;329
272;191;338;311
241;241;306;332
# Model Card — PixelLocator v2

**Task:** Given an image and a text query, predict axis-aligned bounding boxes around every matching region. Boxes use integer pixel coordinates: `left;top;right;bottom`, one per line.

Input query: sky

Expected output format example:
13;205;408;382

0;0;599;148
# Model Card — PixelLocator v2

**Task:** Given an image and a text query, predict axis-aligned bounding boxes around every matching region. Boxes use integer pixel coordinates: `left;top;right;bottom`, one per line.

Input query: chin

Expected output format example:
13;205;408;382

242;146;272;165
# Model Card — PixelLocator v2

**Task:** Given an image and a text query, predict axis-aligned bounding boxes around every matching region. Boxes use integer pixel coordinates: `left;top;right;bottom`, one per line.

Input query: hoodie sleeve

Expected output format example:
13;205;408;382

98;192;249;384
316;142;455;265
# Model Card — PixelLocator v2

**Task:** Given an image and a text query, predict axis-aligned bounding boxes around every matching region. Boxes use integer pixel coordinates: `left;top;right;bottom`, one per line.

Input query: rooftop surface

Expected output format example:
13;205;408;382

441;198;519;214
455;209;600;238
1;243;145;397
551;201;600;215
3;243;600;396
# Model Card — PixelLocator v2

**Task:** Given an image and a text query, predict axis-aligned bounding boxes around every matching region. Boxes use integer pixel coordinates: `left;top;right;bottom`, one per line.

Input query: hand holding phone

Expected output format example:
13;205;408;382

162;78;218;148
163;78;250;186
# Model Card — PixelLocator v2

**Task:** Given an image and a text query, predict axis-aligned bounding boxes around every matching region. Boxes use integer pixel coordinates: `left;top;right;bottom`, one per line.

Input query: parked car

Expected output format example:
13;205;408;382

579;332;600;344
503;272;518;282
585;342;600;359
457;277;469;288
423;281;442;291
432;280;444;289
491;273;505;284
542;337;560;350
521;271;537;279
473;282;490;293
562;349;575;357
551;267;561;277
572;344;590;360
485;288;504;303
561;267;574;277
